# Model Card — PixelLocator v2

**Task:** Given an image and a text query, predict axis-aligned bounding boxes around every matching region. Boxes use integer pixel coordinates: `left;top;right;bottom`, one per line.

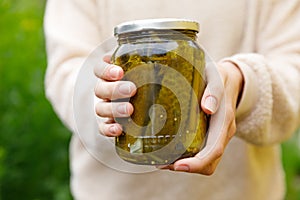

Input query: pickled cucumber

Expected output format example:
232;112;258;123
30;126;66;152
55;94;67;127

112;32;207;164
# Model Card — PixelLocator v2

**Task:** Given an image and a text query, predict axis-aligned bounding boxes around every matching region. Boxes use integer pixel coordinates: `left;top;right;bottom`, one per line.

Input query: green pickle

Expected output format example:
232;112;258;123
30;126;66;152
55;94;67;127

112;19;208;165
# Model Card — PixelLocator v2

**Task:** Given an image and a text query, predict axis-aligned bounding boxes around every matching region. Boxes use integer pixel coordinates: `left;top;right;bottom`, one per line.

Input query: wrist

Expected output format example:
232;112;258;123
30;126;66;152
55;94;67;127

219;61;244;96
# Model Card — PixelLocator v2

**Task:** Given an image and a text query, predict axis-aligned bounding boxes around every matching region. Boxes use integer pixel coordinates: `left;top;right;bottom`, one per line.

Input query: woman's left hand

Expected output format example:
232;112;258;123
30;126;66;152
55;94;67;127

164;61;244;175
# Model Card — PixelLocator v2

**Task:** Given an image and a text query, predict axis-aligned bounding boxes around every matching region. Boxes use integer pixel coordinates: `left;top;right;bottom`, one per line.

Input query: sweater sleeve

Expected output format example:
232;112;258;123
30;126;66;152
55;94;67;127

44;0;100;132
224;0;300;145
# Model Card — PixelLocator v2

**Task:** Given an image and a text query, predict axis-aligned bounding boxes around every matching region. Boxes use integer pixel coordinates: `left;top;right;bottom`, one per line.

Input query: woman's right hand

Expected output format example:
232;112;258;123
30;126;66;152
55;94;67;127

94;56;137;137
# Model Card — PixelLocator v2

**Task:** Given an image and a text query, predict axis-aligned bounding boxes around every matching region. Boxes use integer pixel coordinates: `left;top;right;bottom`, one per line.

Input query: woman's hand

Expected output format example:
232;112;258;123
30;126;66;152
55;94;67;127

94;56;137;137
164;61;244;174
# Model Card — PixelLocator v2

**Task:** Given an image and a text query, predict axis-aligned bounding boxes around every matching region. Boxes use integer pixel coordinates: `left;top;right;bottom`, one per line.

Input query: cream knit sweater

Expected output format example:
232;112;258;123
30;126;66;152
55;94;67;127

44;0;300;199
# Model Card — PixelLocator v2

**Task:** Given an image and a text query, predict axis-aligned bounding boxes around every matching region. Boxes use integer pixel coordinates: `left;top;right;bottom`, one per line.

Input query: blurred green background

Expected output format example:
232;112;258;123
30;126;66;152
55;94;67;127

0;0;72;199
0;0;299;199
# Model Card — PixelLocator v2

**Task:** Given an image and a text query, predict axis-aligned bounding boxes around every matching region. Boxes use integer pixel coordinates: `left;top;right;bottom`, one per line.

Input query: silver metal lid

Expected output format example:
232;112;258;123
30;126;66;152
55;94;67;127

114;18;199;36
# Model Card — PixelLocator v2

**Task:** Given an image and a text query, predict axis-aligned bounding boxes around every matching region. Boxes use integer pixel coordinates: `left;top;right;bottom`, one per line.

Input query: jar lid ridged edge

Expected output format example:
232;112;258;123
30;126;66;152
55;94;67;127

114;18;199;36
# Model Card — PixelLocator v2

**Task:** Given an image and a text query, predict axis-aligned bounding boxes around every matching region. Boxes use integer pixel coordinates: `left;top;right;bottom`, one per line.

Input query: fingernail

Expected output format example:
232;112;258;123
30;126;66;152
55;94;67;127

109;67;121;79
204;96;217;113
174;165;190;172
116;104;128;115
109;125;120;135
109;125;117;135
118;83;133;95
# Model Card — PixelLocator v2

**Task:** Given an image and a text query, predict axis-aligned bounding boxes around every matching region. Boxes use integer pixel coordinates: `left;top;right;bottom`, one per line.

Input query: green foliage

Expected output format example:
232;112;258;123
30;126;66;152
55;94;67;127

0;0;72;199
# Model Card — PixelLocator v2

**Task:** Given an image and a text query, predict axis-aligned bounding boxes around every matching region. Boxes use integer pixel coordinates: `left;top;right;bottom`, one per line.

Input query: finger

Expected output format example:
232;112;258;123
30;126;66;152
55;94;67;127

172;132;225;174
95;101;134;118
95;80;137;100
94;63;124;81
159;152;221;174
171;142;224;174
181;81;237;174
172;98;229;174
98;122;123;137
161;110;232;174
172;156;222;175
201;64;225;114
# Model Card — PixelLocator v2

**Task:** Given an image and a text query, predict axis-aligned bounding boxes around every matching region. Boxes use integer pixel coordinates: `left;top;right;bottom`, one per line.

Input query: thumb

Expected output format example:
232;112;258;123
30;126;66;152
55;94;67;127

201;63;224;115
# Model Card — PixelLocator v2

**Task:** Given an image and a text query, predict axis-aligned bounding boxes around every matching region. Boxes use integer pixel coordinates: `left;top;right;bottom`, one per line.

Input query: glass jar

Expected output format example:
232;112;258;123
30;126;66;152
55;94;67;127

112;18;208;165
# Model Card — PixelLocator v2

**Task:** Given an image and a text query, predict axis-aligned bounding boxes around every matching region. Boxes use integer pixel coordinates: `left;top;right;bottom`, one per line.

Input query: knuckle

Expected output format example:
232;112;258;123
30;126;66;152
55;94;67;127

95;81;119;100
95;102;111;117
225;107;235;123
95;102;103;116
214;144;224;159
206;82;224;98
94;81;107;99
204;170;214;176
229;121;237;137
202;165;216;176
225;105;237;138
224;107;237;138
226;106;235;116
94;81;102;98
218;67;229;81
97;123;106;136
94;62;109;78
95;80;137;101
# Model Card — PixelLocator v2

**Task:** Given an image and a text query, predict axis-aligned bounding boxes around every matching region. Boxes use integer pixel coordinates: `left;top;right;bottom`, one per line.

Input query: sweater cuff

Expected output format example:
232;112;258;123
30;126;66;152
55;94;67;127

220;57;259;119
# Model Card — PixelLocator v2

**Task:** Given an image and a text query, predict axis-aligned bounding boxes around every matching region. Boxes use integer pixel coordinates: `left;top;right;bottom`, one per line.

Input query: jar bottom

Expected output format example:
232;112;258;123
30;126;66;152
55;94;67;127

115;134;201;165
115;147;198;165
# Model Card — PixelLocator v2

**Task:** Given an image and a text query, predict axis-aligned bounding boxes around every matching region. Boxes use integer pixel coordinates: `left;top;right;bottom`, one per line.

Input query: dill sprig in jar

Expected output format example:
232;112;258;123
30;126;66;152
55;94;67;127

112;18;208;165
